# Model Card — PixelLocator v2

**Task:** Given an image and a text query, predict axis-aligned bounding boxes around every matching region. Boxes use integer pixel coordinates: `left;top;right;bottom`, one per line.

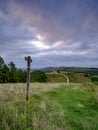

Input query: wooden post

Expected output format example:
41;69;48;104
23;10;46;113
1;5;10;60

25;56;32;101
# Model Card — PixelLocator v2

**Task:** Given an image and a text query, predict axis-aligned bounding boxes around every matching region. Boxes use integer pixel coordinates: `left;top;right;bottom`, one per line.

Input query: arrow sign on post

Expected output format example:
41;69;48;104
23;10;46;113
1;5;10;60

25;56;32;101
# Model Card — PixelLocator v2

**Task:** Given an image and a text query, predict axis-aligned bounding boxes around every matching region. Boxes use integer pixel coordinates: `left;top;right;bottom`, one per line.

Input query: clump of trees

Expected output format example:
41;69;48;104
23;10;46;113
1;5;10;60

0;56;26;83
0;56;47;83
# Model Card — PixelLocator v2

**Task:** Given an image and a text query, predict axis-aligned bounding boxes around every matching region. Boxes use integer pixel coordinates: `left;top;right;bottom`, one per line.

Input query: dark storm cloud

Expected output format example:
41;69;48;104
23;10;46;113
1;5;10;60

0;0;98;68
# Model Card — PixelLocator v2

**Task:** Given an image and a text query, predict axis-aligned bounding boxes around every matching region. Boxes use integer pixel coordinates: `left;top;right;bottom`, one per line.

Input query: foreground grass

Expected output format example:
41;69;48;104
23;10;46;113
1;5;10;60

0;83;98;130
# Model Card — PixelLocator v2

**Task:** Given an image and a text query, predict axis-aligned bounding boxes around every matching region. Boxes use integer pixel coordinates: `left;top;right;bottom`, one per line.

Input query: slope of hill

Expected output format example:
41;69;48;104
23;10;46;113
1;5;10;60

46;71;91;83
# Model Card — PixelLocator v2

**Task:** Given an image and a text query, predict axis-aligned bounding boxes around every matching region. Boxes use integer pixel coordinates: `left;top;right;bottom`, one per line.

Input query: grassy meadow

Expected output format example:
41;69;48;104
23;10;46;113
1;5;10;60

0;83;98;130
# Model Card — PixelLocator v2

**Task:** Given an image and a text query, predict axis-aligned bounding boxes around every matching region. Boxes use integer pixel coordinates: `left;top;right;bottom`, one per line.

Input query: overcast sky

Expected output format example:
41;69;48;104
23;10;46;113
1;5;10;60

0;0;98;68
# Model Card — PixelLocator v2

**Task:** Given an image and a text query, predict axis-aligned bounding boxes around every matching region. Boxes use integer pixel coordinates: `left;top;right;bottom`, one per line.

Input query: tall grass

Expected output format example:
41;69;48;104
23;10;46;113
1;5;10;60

0;83;98;130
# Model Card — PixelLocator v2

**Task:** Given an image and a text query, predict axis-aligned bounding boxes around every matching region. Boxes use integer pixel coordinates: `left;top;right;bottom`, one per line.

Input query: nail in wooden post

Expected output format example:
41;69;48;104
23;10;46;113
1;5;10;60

25;56;32;101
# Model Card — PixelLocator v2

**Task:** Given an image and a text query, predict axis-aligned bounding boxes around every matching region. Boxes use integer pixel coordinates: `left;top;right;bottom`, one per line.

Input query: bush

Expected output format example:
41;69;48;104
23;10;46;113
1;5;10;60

30;70;47;82
91;75;98;82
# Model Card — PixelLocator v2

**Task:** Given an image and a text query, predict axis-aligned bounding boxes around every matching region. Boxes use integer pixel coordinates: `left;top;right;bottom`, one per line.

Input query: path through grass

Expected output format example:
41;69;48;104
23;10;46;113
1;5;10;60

0;83;98;130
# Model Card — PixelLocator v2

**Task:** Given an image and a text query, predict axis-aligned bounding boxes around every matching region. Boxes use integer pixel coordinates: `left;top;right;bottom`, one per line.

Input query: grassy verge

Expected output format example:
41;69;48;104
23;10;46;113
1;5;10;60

0;83;98;130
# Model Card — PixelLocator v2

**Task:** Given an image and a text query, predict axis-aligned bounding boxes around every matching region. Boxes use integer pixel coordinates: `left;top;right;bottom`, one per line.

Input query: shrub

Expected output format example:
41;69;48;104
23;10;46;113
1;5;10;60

30;70;47;82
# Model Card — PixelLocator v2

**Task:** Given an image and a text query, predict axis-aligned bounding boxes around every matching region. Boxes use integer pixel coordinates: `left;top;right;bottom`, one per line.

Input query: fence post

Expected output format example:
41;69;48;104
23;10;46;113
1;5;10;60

25;56;32;101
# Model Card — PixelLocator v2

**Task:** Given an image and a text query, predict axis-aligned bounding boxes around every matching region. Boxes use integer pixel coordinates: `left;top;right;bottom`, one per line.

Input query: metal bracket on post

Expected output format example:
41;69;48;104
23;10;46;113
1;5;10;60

25;56;32;101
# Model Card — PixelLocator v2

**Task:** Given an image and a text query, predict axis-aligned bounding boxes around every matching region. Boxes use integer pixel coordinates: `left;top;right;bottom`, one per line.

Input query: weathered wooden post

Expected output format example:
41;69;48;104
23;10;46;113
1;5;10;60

25;56;32;101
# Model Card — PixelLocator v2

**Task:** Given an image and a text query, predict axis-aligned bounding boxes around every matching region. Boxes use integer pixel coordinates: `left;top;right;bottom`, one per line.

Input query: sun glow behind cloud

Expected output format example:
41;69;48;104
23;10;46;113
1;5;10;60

30;34;50;49
31;40;50;49
36;34;44;41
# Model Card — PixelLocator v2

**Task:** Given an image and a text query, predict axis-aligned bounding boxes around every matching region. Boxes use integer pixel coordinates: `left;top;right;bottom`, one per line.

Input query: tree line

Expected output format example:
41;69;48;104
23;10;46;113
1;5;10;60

1;56;97;83
0;56;47;83
0;56;26;83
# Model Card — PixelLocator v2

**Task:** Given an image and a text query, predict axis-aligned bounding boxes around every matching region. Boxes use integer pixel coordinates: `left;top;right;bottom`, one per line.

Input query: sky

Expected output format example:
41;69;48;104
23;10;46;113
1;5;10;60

0;0;98;68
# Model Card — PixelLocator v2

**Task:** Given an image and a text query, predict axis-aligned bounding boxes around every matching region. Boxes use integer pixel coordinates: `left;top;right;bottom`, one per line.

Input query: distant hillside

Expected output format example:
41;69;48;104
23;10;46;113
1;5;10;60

41;67;98;75
46;71;91;83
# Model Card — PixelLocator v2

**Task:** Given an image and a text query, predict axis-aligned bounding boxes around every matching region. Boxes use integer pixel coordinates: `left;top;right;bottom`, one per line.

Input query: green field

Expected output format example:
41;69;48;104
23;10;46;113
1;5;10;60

0;83;98;130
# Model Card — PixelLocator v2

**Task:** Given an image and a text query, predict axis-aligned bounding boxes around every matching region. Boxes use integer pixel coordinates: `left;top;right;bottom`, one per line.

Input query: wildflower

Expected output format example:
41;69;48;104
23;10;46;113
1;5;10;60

27;97;35;105
15;99;18;103
21;114;26;120
52;125;56;128
32;122;37;127
18;93;25;98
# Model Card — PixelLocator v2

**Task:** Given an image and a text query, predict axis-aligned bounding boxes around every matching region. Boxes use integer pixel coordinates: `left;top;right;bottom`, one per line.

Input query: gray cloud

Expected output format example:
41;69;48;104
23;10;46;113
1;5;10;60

0;0;98;68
